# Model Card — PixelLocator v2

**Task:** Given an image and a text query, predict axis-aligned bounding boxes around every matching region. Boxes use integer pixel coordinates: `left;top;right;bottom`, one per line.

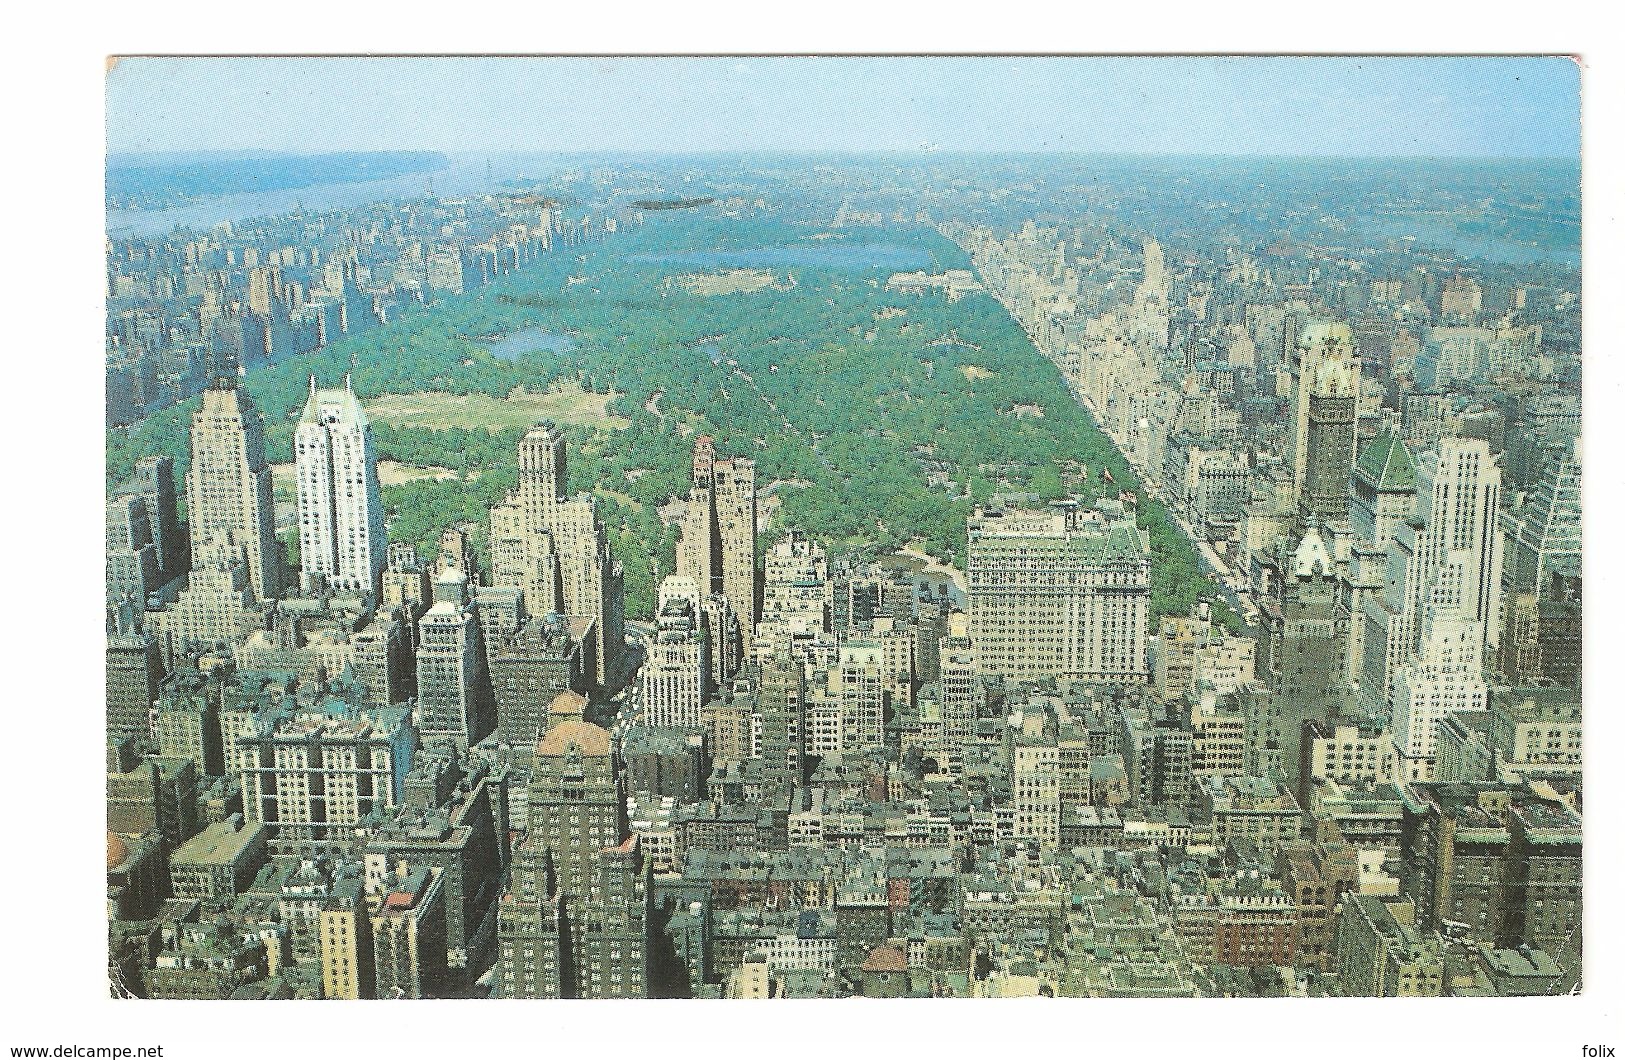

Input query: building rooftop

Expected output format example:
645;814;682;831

537;717;612;757
861;944;910;973
1354;431;1417;492
170;815;264;867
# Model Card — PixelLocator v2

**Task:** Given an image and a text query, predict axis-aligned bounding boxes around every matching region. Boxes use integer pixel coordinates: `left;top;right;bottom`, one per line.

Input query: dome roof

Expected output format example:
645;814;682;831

107;832;129;872
548;689;588;718
537;718;612;758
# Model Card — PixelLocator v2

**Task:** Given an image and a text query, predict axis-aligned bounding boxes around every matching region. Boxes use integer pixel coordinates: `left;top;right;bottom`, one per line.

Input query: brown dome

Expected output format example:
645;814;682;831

537;718;612;758
548;690;588;718
107;832;129;872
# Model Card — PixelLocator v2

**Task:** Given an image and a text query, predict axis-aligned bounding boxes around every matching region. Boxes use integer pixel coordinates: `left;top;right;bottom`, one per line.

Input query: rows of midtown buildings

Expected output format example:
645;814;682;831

105;191;616;425
106;261;1581;1003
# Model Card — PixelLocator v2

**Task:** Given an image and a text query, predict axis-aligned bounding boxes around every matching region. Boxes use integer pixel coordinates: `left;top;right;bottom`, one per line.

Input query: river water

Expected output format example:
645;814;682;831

105;155;542;239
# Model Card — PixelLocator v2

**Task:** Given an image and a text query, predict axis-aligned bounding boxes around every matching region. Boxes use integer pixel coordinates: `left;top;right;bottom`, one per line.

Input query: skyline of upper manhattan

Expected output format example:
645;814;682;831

106;56;1580;159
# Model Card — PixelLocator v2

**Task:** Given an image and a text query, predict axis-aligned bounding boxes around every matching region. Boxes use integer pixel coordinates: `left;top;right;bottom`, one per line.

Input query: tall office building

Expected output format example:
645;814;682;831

117;455;187;587
1361;436;1504;709
1293;321;1361;525
489;423;625;687
294;376;385;594
966;501;1150;683
837;640;887;753
186;378;283;601
488;497;559;617
415;568;491;750
1345;432;1420;687
491;615;583;748
106;495;159;612
1350;432;1418;551
162;533;261;656
937;613;983;745
754;531;832;662
1261;526;1347;711
1501;439;1580;597
676;436;758;660
699;593;741;689
757;653;808;790
381;543;432;617
107;625;164;739
641;581;710;729
1412;437;1505;649
498;718;647;998
1391;610;1489;782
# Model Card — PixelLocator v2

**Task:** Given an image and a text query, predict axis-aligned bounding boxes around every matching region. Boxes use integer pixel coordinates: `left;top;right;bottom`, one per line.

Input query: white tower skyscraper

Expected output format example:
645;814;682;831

1360;435;1504;712
294;375;385;594
1411;436;1505;650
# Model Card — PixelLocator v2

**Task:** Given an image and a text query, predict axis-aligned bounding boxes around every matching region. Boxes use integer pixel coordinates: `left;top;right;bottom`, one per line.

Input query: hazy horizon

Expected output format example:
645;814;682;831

106;56;1580;159
109;148;1582;163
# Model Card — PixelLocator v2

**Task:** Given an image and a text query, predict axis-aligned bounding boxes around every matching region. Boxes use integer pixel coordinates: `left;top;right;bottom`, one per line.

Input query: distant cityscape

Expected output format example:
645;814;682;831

104;140;1581;1000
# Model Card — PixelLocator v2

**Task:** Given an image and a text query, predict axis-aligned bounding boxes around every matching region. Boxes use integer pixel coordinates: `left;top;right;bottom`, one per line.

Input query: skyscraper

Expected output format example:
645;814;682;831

498;718;648;998
676;436;758;663
641;580;710;729
530;719;623;907
186;378;283;600
1361;436;1504;709
489;423;625;687
1350;432;1419;552
753;531;832;662
107;624;164;739
756;653;808;790
1293;321;1361;526
415;568;491;750
117;455;187;587
294;375;385;594
837;640;886;754
1501;439;1580;597
1261;525;1348;718
937;612;983;746
1412;437;1505;650
1391;610;1489;782
491;616;583;749
162;533;261;656
106;494;159;613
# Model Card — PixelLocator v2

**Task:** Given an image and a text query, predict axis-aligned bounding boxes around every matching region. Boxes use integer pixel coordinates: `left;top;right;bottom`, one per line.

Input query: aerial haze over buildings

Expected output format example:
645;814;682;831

100;56;1583;1008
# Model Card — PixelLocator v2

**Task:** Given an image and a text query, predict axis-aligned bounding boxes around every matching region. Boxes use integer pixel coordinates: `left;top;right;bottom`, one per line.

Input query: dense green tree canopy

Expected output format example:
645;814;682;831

107;212;1218;623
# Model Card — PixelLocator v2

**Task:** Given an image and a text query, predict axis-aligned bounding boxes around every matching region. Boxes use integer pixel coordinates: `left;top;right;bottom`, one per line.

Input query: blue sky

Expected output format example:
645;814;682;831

107;56;1579;158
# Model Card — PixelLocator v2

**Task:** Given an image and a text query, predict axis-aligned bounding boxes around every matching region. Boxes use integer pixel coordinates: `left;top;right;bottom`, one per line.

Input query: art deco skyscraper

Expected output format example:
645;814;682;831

1392;608;1489;782
641;579;710;729
1360;436;1504;709
676;436;757;662
1501;438;1581;597
294;375;386;594
489;422;625;687
1411;436;1505;650
186;378;283;600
